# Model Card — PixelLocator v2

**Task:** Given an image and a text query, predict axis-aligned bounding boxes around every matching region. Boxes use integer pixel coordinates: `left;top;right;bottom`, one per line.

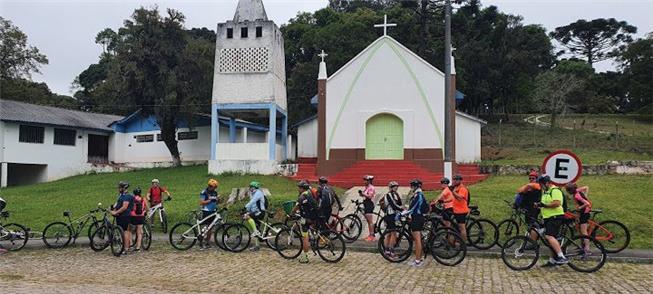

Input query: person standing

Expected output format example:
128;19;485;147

110;181;134;255
566;182;592;253
244;181;266;251
146;178;172;207
450;175;470;243
381;181;403;257
293;180;319;264
536;175;569;266
198;179;219;250
359;175;377;241
130;187;147;252
402;179;427;267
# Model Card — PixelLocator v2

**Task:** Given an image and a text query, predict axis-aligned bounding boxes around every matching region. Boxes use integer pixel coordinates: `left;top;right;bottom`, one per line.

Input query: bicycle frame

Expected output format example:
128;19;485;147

66;212;98;239
351;200;385;230
147;203;165;223
182;209;225;240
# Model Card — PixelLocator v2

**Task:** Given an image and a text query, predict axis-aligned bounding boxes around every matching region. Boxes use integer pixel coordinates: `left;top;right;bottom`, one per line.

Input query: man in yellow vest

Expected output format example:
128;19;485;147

536;175;569;266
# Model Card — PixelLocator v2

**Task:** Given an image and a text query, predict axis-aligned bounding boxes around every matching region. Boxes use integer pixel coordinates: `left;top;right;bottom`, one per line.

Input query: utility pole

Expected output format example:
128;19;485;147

443;0;453;179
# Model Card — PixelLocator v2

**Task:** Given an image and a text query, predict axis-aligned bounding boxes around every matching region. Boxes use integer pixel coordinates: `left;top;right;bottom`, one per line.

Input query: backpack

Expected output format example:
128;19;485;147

132;195;146;217
379;195;387;211
300;193;318;217
257;195;270;212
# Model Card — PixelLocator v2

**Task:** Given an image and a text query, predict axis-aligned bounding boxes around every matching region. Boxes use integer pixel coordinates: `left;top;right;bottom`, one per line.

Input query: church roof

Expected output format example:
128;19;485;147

233;0;268;22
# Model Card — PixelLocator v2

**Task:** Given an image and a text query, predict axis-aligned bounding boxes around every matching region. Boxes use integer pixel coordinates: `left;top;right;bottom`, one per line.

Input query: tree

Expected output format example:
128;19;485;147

618;37;653;112
0;16;48;79
531;70;584;128
550;18;637;66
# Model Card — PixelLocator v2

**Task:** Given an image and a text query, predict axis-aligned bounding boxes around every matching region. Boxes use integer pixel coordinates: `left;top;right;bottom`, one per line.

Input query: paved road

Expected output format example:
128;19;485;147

1;245;652;293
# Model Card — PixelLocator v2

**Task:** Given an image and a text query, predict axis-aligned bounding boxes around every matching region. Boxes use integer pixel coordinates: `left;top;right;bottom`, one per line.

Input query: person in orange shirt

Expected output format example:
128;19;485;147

451;175;469;242
517;170;542;241
432;177;454;229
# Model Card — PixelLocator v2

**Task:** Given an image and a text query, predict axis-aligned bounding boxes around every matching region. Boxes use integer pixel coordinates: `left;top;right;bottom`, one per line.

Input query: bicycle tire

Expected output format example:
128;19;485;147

592;220;630;254
496;219;520;248
90;225;110;251
264;222;287;250
110;226;125;257
317;231;346;263
274;227;303;260
378;229;413;263
430;229;467;266
338;215;362;242
563;235;607;273
222;223;250;252
42;222;73;249
169;222;198;250
161;210;168;234
142;223;152;251
500;236;539;271
466;218;498;250
87;220;102;244
0;223;29;251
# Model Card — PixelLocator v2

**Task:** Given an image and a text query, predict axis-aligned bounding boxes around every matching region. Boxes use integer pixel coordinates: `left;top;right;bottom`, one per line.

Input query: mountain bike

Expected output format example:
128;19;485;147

224;210;286;251
430;204;498;250
147;196;171;233
169;208;249;252
501;218;607;273
129;222;152;251
0;211;28;251
496;200;528;247
326;211;362;243
378;214;466;266
89;205;125;257
42;208;103;249
562;209;630;254
345;199;386;239
275;214;346;263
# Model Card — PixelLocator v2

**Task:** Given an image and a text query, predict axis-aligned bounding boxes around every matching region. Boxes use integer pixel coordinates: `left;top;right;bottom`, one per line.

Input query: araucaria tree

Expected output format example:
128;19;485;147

531;71;584;128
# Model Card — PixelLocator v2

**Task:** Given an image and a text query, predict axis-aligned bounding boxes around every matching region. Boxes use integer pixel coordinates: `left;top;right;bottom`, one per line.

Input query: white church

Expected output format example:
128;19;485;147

0;0;485;188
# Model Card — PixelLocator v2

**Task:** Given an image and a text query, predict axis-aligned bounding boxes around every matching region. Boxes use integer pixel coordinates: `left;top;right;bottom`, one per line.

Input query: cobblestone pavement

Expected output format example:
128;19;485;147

1;245;652;293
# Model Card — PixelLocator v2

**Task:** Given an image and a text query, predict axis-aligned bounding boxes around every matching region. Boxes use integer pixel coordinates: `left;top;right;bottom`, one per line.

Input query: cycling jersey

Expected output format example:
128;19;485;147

383;191;403;215
407;188;426;216
245;189;265;216
541;187;564;219
361;184;375;201
573;192;592;214
298;191;318;220
200;188;218;212
114;193;134;218
149;186;167;205
452;184;470;214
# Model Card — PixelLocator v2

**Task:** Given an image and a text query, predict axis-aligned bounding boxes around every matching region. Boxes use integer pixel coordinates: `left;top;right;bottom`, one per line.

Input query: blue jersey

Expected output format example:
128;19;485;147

407;189;426;216
245;189;265;215
115;193;134;218
200;188;218;212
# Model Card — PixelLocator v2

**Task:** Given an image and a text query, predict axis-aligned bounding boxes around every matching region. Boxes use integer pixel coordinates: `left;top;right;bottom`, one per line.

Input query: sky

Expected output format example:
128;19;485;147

1;0;652;96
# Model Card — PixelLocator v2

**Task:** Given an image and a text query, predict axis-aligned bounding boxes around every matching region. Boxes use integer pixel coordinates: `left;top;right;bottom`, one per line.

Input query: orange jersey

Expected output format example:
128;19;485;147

452;184;470;214
438;188;454;209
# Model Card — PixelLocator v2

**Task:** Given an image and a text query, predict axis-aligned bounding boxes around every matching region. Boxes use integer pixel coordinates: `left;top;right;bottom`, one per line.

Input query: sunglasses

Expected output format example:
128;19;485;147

529;177;536;180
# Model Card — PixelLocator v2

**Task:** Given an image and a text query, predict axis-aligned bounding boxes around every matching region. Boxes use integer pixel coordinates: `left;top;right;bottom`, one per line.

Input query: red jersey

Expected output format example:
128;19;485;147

149;186;167;204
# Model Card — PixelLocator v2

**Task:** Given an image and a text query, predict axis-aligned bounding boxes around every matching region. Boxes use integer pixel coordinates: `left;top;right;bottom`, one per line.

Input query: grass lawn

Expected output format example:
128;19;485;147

480;148;653;165
0;165;651;249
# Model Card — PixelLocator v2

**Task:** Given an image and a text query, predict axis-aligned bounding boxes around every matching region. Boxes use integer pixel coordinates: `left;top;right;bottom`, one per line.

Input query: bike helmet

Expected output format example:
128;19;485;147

207;179;219;188
537;175;551;184
318;176;328;184
565;182;577;193
388;181;399;188
118;181;130;189
249;181;261;189
409;179;422;187
0;197;6;213
363;175;374;181
440;177;450;185
133;187;142;195
152;179;160;184
297;180;310;189
453;174;463;181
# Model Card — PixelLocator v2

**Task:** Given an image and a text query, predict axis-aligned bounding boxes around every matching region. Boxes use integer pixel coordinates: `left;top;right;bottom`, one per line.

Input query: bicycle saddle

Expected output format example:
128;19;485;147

63;211;71;217
591;209;603;214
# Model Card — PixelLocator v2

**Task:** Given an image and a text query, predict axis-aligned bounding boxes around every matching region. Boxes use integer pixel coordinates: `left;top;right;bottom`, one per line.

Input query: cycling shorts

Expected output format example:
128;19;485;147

453;213;467;224
409;214;425;232
578;212;591;224
543;216;563;237
363;199;375;214
130;216;145;225
116;216;130;231
384;214;398;230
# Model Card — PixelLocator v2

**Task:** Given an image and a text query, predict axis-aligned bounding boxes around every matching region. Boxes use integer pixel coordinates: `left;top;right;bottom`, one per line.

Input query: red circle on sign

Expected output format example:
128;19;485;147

541;150;583;186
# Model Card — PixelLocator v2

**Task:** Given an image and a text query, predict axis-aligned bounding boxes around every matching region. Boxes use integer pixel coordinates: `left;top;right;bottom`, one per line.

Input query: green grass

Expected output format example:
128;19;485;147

1;165;651;249
480;148;653;165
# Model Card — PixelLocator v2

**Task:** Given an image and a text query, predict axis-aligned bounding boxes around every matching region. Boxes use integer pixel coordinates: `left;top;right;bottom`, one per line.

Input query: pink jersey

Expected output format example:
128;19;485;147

574;192;592;214
362;185;376;200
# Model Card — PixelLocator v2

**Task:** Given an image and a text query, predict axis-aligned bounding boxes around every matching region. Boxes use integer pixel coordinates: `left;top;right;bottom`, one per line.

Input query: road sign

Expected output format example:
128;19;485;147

541;150;583;186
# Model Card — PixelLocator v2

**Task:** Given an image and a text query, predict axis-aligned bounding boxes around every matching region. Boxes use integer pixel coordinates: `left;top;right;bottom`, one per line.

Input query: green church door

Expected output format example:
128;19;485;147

365;114;404;160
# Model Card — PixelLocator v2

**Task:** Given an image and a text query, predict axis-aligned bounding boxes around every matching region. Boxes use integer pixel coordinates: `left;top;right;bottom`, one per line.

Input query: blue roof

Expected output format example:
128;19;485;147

456;90;465;101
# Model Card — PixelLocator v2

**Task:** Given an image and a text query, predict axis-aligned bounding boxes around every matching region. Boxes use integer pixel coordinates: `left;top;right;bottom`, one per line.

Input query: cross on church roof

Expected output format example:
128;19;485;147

318;50;328;62
374;15;397;36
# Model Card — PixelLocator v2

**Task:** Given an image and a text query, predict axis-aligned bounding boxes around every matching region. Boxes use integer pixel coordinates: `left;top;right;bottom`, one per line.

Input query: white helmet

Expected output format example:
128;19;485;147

0;197;6;212
152;179;160;184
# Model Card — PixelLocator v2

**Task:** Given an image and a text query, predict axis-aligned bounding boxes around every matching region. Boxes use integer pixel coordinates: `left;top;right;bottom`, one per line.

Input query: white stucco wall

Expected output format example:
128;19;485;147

455;114;482;163
111;126;216;163
0;121;5;163
325;37;445;156
297;118;318;158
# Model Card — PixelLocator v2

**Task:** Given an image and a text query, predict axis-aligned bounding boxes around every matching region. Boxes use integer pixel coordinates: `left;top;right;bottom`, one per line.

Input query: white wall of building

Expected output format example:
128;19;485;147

297;118;318;158
325;37;446;154
111;126;215;163
455;114;483;163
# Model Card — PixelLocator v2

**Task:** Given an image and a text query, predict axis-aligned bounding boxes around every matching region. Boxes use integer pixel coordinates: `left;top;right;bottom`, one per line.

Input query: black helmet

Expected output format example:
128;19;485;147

118;181;130;189
440;177;450;185
537;175;551;184
133;187;142;195
318;176;328;184
297;180;310;189
409;179;422;187
453;174;463;181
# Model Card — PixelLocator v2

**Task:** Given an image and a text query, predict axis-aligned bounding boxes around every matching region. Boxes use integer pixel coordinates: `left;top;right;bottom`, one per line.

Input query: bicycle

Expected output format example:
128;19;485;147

345;199;386;240
169;208;249;252
496;200;528;247
430;204;498;250
275;214;346;263
147;196;171;233
378;213;467;266
325;211;362;243
225;209;286;251
562;209;630;254
42;208;103;249
129;222;152;251
89;205;125;257
0;211;29;251
501;219;607;273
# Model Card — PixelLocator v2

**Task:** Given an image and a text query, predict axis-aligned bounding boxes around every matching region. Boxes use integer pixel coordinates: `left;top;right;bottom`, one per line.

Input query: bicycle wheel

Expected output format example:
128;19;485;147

263;222;287;250
0;223;28;251
90;225;110;251
338;215;362;242
161;210;168;233
168;222;198;250
430;229;467;266
563;235;607;273
274;227;303;259
378;229;412;263
466;218;498;250
496;219;520;248
501;236;539;271
317;231;346;263
142;223;152;251
110;226;125;257
591;220;630;253
222;223;250;253
87;220;102;243
374;214;387;235
42;222;72;249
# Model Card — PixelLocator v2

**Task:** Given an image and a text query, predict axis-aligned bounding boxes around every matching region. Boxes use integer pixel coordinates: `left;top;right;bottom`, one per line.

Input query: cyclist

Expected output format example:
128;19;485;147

451;175;469;243
198;179;220;250
0;197;6;255
535;175;569;266
317;177;341;229
244;181;266;251
566;182;591;253
359;175;376;241
110;181;134;255
130;187;147;252
432;177;454;229
401;179;428;267
516;170;542;241
146;178;172;207
293;180;319;264
381;181;403;257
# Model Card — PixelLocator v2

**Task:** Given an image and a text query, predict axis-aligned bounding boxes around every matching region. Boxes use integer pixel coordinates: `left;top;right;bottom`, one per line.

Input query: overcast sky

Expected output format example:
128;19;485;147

2;0;652;96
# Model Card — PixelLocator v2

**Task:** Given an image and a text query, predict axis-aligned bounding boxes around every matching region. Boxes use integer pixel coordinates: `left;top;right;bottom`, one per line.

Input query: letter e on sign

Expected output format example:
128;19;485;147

541;150;582;186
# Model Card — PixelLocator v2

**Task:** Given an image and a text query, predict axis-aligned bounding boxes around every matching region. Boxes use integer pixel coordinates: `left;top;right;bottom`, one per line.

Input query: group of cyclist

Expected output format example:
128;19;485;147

514;170;592;266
